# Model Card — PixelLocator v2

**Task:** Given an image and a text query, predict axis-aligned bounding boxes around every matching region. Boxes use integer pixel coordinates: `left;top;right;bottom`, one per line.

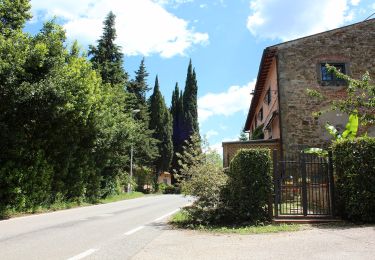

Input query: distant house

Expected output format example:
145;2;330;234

158;172;172;185
223;18;375;167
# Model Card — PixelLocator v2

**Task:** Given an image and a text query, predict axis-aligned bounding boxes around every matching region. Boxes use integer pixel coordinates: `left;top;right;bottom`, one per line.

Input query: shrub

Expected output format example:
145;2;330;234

180;158;228;225
158;183;175;194
225;149;272;224
177;135;228;225
332;137;375;223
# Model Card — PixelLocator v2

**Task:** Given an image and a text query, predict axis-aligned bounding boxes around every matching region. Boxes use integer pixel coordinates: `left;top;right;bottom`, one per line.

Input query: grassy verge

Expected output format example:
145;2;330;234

169;210;301;234
2;192;145;219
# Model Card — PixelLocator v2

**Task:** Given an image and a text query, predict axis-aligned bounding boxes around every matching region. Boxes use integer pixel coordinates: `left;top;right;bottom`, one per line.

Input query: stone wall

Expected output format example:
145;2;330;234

222;139;280;167
276;19;375;152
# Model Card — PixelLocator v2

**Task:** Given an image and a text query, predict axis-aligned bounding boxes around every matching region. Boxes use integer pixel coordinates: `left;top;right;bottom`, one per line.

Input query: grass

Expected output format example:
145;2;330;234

169;210;301;234
2;192;145;219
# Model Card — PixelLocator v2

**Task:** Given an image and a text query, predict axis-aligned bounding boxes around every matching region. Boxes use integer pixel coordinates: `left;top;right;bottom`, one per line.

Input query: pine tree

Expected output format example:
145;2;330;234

0;0;32;35
127;58;158;169
128;58;151;121
149;76;173;174
88;11;127;86
128;58;150;103
182;59;199;141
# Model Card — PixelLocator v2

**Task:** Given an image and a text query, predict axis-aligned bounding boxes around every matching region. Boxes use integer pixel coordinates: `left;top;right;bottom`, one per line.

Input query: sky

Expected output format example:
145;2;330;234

25;0;375;154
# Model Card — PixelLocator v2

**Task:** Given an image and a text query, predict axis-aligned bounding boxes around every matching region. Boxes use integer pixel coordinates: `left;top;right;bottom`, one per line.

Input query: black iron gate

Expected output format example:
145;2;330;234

273;150;334;217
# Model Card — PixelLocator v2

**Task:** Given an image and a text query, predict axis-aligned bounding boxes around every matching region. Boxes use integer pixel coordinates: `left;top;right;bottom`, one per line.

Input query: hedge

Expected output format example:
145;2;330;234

332;137;375;223
226;148;272;223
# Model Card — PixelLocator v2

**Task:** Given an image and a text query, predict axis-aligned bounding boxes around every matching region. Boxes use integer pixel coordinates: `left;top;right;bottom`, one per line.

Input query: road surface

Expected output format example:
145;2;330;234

0;194;192;260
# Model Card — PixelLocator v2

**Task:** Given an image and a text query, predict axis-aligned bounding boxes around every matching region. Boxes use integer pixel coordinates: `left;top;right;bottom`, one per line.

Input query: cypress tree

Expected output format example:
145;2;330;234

170;83;185;174
88;11;127;86
149;76;173;174
182;59;200;141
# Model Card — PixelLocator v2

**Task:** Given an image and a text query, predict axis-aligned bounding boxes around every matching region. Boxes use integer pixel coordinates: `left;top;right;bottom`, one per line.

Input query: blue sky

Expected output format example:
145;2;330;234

25;0;375;154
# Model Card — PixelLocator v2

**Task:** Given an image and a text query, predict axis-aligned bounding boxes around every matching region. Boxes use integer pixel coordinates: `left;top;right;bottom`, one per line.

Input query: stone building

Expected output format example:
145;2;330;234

223;18;375;166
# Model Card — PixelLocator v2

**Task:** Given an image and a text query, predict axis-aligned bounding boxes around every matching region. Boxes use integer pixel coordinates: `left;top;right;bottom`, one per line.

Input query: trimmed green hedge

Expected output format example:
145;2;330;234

226;148;272;223
332;137;375;223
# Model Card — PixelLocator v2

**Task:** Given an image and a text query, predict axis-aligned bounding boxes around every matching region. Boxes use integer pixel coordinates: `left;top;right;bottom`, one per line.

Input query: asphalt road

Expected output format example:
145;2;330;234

0;194;192;260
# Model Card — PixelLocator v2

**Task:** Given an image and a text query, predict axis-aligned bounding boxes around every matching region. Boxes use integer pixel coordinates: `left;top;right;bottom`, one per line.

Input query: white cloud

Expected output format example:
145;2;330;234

152;0;194;7
350;0;360;6
30;0;208;58
247;0;358;41
198;80;255;124
204;130;219;139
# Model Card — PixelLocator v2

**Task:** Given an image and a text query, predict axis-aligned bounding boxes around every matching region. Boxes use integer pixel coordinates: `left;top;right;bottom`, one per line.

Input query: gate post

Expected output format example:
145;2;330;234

273;149;279;218
300;151;308;216
328;150;335;216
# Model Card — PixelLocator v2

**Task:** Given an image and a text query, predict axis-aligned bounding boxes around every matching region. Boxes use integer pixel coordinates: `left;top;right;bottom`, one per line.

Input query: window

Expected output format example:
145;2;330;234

320;63;346;85
264;88;271;105
258;108;263;122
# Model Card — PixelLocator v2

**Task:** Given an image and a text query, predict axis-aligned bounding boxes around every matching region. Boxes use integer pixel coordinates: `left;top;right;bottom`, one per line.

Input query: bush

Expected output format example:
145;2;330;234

180;158;228;225
332;137;375;223
158;183;176;194
225;149;272;224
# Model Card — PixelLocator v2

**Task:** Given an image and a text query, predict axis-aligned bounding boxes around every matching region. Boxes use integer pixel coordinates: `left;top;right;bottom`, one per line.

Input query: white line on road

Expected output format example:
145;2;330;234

67;248;98;260
152;209;180;222
124;225;145;236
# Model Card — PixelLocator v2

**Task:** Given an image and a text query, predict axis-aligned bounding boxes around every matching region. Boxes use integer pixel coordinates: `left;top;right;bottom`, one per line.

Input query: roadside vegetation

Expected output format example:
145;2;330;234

0;1;200;219
5;192;144;219
170;209;301;234
174;134;275;229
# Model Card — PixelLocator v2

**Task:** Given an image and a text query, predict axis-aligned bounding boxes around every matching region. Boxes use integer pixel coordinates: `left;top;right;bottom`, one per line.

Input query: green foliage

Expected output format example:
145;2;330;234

170;60;201;176
170;210;300;233
158;183;175;194
182;59;199;140
0;7;144;216
226;149;272;224
170;83;185;175
0;0;32;35
149;76;173;173
127;58;158;169
251;124;264;140
88;11;127;86
332;137;375;223
177;134;227;225
134;166;154;193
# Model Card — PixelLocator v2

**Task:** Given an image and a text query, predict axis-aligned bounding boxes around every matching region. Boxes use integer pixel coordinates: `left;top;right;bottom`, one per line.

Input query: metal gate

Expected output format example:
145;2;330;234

273;150;334;217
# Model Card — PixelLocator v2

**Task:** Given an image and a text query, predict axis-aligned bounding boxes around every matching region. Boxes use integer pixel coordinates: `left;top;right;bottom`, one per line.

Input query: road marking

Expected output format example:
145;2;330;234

67;248;98;260
153;209;180;222
124;225;145;235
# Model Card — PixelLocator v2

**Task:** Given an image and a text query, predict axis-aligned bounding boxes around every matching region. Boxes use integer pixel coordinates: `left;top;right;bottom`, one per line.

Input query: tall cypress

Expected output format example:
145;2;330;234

149;76;173;174
170;83;185;173
182;59;199;141
88;11;127;86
